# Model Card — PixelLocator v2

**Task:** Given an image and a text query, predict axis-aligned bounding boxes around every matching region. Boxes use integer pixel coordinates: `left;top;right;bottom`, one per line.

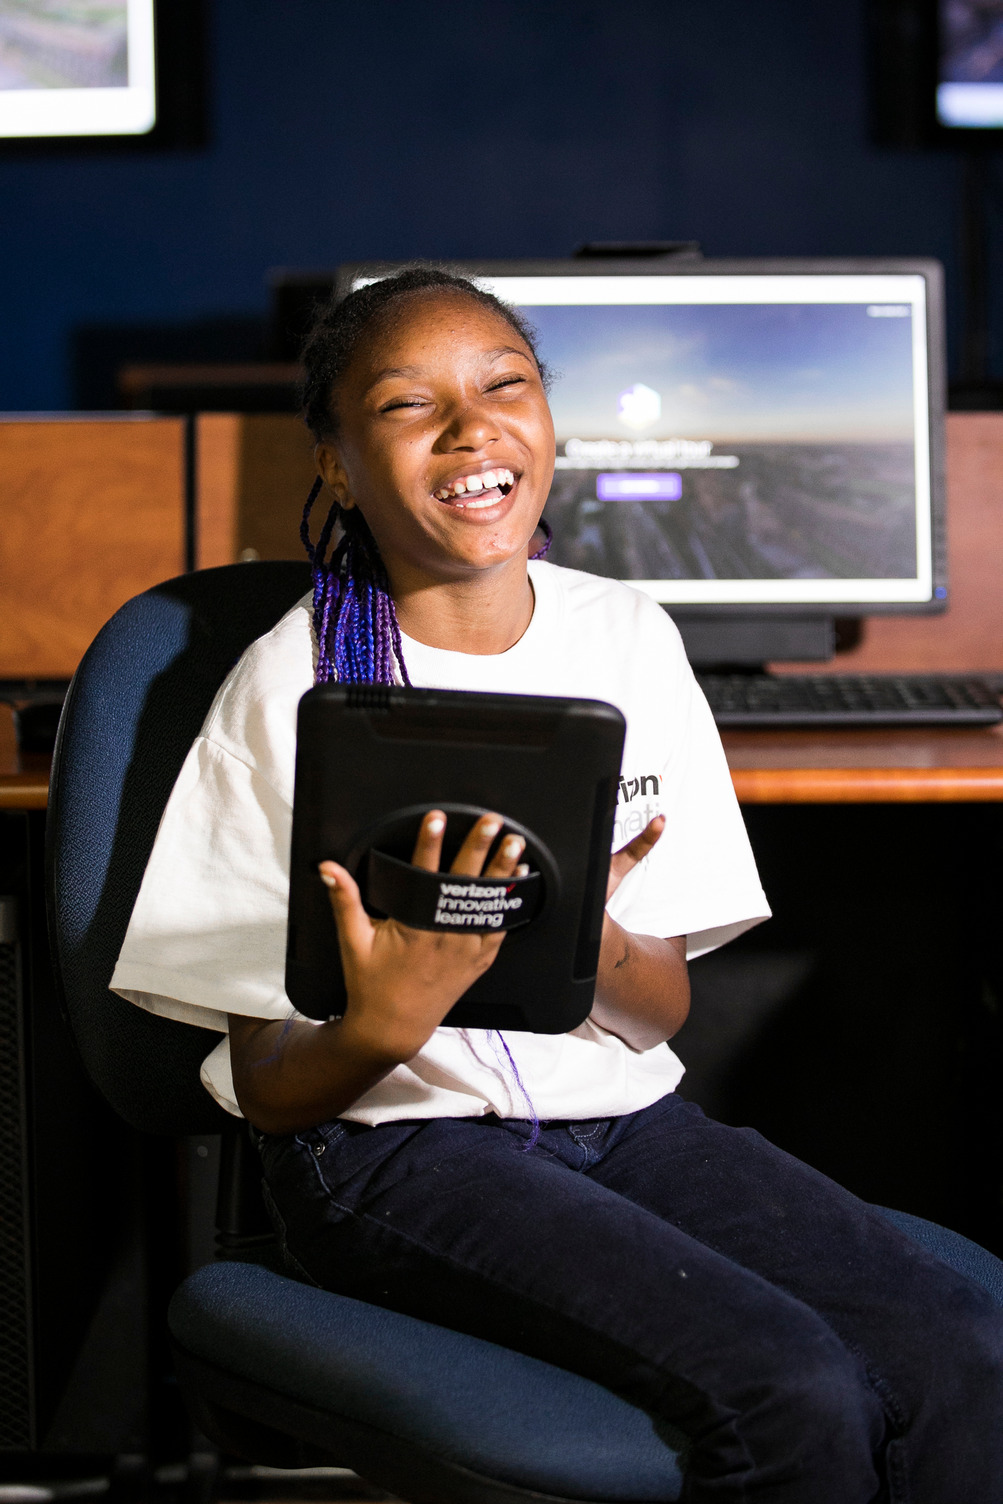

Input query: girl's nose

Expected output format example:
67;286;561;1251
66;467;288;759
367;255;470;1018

440;399;502;450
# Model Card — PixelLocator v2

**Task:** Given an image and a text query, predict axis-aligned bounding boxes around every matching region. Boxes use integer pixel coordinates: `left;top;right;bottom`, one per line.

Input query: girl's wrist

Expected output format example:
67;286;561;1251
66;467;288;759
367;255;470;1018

334;1007;431;1072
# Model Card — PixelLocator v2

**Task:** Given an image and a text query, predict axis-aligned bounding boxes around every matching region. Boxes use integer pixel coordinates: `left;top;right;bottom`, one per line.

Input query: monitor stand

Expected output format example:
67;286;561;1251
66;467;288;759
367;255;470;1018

668;613;837;672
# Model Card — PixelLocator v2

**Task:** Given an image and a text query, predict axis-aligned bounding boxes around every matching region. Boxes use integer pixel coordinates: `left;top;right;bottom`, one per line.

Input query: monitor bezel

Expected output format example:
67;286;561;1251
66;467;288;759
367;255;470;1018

336;257;948;620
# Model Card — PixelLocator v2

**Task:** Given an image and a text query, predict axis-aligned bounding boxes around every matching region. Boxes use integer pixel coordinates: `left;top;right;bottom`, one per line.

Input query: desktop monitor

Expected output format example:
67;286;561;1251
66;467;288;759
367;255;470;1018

339;258;946;666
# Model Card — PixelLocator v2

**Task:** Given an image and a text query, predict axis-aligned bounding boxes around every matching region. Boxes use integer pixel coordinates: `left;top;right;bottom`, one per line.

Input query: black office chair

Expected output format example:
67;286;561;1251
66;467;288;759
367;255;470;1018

46;563;1003;1504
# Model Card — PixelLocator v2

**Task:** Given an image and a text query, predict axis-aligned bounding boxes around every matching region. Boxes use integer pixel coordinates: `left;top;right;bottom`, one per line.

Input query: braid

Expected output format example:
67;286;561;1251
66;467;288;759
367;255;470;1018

301;478;411;686
530;518;553;560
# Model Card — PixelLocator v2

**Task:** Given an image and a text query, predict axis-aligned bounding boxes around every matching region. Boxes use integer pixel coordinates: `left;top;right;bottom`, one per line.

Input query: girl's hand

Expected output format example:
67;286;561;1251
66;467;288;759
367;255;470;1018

318;811;525;1066
594;816;689;1051
607;814;665;901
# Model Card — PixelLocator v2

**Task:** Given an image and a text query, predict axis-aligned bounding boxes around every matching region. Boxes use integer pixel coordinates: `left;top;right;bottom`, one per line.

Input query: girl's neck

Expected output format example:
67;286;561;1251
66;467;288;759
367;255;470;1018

388;554;535;656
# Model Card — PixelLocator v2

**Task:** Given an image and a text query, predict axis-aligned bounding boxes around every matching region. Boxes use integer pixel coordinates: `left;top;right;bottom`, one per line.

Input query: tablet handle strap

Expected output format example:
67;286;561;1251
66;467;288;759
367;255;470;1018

366;849;543;933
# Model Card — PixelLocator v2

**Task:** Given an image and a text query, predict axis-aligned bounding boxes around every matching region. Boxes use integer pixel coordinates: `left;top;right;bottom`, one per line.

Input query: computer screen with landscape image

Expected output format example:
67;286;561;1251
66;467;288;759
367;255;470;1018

474;271;937;609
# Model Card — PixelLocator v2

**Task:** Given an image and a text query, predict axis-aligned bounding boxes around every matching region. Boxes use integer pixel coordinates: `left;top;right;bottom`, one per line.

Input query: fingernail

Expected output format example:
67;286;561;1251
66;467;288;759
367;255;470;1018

503;836;524;858
426;816;445;835
516;863;529;877
482;820;501;838
318;865;337;888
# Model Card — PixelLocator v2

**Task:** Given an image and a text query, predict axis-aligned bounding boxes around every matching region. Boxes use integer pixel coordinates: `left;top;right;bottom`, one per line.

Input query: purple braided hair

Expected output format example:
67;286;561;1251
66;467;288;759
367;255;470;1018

530;518;553;560
302;478;552;686
301;477;412;687
489;1031;541;1149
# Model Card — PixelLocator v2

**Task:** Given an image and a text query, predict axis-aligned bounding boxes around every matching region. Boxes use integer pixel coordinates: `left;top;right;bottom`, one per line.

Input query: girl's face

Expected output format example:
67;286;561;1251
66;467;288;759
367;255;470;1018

316;293;555;586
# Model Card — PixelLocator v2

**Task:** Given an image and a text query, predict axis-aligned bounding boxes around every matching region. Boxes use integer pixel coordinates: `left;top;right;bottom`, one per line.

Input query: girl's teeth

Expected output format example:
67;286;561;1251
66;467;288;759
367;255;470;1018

435;469;516;502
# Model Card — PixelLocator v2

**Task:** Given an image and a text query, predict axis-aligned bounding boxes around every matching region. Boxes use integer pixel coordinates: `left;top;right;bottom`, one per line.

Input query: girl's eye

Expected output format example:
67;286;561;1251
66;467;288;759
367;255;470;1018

488;375;526;393
380;397;426;413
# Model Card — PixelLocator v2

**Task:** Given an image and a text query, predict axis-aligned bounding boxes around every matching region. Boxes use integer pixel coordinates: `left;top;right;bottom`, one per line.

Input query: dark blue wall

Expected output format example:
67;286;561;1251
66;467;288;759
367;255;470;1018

0;0;966;410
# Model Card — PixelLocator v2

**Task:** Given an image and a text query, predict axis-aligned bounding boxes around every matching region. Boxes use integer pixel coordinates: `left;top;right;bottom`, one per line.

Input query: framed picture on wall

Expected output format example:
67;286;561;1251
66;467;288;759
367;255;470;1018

0;0;206;151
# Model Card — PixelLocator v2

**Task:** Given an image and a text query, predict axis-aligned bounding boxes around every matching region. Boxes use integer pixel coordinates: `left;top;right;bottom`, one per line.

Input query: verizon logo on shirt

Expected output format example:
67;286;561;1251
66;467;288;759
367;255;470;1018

615;772;663;848
618;774;661;803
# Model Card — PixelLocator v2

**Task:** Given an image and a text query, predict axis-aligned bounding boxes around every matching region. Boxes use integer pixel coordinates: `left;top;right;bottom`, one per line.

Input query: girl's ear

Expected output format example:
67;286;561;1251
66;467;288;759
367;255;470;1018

314;442;357;510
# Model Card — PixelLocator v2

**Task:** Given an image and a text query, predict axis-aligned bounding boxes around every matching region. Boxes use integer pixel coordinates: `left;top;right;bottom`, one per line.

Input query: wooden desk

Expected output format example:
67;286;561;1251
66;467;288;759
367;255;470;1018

724;724;1003;803
4;702;1003;811
0;707;49;810
0;415;187;681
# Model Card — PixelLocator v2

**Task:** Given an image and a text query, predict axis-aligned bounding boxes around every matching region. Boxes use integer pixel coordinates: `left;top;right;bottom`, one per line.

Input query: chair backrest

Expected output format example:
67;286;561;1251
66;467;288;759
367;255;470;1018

46;561;313;1135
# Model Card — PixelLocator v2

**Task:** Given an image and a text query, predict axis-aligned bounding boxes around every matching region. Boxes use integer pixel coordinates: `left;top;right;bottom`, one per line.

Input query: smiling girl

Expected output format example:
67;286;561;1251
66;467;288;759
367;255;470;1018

112;267;1003;1503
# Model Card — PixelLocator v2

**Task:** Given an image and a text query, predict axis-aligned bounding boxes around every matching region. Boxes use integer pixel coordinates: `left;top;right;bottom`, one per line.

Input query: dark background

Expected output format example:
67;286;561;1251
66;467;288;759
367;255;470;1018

0;0;994;413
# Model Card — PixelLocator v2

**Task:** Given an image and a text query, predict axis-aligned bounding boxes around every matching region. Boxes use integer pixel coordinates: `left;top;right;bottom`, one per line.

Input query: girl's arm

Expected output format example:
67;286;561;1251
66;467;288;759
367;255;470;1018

590;816;691;1052
228;1010;410;1136
229;811;526;1134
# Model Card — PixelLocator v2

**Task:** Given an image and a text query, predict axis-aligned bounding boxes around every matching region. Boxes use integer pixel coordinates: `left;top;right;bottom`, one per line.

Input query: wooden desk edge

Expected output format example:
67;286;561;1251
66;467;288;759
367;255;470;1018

0;780;50;810
3;767;1003;811
730;766;1003;803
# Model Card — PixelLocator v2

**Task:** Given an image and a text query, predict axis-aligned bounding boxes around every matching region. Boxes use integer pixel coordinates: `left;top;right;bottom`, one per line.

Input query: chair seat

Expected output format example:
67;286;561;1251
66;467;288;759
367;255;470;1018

169;1261;686;1504
877;1207;1003;1305
168;1209;1003;1504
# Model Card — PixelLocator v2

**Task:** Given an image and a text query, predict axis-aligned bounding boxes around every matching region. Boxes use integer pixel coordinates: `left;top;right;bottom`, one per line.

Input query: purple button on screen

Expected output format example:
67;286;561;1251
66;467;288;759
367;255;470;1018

596;472;682;501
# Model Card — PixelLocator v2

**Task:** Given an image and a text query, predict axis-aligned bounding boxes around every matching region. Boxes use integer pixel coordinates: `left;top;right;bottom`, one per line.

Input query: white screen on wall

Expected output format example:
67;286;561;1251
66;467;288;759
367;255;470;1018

0;0;155;138
937;0;1003;127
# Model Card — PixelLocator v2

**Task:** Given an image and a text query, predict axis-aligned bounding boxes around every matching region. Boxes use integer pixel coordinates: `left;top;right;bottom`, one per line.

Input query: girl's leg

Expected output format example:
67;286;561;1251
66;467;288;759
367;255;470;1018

257;1114;885;1504
585;1092;1003;1504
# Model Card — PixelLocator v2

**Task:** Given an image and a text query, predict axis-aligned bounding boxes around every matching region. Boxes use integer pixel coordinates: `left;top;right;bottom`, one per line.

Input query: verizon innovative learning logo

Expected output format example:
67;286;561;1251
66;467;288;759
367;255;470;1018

434;879;524;930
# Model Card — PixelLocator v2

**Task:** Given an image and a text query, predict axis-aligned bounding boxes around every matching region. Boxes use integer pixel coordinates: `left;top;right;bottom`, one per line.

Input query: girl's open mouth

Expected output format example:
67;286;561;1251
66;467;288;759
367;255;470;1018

433;468;516;510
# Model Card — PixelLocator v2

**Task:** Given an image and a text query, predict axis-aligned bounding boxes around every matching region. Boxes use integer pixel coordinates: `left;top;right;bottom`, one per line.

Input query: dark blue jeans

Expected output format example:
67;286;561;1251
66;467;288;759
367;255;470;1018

254;1093;1003;1503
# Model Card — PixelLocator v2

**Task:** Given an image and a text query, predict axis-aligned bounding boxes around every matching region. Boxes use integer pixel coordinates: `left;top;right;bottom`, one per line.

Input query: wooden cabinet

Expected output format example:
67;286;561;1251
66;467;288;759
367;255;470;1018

0;416;186;680
196;413;317;567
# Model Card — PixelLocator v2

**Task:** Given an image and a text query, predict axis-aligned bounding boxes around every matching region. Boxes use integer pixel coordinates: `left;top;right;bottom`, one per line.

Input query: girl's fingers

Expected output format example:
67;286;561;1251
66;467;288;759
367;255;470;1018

410;810;446;872
625;814;665;861
318;861;373;954
607;815;665;900
484;831;526;879
451;813;504;876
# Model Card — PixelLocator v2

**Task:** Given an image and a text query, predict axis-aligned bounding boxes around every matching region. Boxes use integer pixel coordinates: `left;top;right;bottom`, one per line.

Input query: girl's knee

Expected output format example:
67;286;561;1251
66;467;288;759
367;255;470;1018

691;1345;882;1502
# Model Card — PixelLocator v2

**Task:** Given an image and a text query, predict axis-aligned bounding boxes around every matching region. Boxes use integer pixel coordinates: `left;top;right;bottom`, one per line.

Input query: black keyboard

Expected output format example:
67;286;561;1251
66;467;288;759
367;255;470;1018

698;673;1003;728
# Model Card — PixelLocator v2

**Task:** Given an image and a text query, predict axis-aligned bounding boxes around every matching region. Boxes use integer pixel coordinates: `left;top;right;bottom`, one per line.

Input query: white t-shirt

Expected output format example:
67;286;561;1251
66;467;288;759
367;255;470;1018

111;560;769;1123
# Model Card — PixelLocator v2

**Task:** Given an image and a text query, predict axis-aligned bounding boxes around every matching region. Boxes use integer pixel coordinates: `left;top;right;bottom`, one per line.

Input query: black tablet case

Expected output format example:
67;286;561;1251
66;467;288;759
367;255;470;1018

286;685;626;1032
